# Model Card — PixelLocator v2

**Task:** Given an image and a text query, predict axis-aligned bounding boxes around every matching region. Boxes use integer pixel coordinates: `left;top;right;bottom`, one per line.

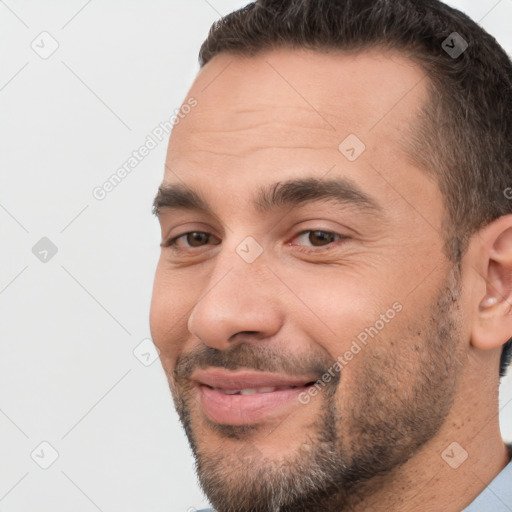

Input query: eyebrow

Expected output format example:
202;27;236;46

152;177;382;219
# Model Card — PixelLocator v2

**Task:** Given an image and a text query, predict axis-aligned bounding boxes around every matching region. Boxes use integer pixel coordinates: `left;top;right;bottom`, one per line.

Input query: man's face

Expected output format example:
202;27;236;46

150;49;468;511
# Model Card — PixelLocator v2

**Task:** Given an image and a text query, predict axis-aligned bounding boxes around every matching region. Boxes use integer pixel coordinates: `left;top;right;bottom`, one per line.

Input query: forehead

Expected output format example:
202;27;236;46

163;48;439;222
169;47;427;152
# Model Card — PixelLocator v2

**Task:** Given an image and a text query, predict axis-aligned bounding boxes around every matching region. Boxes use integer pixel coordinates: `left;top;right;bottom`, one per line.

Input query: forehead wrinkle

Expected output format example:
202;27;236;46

178;97;342;139
181;114;338;139
173;115;345;160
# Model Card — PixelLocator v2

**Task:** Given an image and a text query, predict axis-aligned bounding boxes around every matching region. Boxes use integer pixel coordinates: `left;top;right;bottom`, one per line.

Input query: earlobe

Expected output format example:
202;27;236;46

477;257;510;315
479;296;498;310
474;292;512;350
471;215;512;351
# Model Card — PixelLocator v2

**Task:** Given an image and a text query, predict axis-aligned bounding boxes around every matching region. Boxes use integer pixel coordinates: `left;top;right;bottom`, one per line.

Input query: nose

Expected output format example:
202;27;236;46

187;252;284;351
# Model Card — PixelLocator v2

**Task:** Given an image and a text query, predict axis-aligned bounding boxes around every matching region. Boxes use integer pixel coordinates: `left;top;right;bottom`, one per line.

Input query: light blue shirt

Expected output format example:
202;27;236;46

462;448;512;511
197;447;512;511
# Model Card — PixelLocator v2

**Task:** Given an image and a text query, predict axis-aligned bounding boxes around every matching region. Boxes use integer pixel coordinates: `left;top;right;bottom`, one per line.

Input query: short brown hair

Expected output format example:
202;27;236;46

198;0;512;376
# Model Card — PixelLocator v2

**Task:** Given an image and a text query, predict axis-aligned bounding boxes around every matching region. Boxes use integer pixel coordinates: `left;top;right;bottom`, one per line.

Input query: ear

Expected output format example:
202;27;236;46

471;214;512;351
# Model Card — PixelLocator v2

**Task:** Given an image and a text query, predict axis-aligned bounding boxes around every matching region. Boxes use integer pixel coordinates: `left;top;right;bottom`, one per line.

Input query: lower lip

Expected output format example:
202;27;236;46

198;385;310;425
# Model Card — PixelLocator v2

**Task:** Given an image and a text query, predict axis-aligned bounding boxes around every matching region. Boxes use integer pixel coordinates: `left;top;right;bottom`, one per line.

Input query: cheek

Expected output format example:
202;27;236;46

149;263;197;363
286;267;409;387
289;268;387;338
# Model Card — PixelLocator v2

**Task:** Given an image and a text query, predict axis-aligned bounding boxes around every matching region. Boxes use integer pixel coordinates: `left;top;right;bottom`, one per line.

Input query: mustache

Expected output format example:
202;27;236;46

173;342;338;385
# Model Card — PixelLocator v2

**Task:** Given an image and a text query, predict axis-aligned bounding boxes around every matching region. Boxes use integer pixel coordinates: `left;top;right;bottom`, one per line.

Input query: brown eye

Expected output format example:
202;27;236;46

185;232;210;247
307;230;337;246
163;231;218;250
291;229;348;253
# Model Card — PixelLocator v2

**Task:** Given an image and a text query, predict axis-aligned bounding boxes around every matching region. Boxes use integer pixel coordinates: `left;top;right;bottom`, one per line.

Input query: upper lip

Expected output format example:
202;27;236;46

191;368;316;390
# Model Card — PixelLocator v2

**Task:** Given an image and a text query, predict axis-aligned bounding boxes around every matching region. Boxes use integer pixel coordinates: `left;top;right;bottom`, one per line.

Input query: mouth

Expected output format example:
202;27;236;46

207;385;309;395
192;368;317;425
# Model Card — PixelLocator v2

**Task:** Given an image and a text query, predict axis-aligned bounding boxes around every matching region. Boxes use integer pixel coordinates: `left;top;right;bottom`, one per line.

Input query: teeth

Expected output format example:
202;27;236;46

256;387;277;393
239;389;258;395
215;386;299;395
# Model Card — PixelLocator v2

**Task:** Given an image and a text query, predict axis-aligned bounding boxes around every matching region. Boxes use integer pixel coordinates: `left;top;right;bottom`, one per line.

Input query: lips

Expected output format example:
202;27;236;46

192;368;316;425
193;368;315;390
214;386;301;395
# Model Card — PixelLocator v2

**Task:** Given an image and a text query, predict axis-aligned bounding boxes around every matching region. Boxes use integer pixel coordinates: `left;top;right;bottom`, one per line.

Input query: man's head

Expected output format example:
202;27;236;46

150;1;512;510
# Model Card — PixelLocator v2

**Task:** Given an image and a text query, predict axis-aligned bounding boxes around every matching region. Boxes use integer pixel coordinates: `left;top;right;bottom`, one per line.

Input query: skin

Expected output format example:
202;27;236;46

150;48;512;511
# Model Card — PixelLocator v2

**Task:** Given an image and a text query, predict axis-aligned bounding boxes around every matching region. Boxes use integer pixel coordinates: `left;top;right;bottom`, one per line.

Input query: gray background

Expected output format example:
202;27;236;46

1;1;511;511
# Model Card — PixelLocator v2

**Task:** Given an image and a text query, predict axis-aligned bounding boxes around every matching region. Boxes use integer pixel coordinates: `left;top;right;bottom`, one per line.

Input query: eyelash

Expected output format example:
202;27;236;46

163;230;349;254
